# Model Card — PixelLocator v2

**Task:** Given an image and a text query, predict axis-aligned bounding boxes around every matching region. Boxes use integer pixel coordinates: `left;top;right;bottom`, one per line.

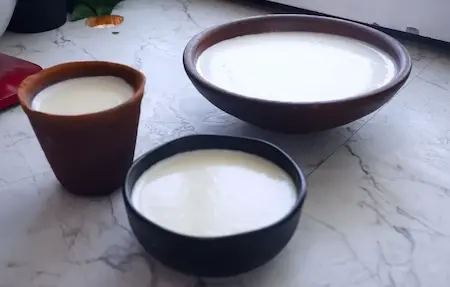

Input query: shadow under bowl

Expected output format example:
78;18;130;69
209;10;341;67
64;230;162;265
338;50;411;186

123;134;307;277
183;14;412;133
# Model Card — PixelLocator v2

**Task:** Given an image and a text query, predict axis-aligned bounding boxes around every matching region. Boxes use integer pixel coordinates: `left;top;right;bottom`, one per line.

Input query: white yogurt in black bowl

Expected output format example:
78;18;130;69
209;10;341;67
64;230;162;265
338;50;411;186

123;135;307;277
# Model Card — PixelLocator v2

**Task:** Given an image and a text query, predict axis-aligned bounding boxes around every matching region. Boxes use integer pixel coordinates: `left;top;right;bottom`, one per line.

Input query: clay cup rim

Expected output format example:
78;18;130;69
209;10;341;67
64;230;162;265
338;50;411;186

18;61;146;121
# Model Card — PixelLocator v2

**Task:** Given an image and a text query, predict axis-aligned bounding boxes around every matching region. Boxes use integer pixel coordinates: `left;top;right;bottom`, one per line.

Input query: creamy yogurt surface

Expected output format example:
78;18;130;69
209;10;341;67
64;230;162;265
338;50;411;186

131;149;297;237
32;76;134;115
196;32;397;102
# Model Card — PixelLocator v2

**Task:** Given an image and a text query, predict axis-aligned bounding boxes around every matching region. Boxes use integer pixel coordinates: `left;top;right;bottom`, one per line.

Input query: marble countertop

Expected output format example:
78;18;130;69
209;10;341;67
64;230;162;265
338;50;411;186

1;0;450;286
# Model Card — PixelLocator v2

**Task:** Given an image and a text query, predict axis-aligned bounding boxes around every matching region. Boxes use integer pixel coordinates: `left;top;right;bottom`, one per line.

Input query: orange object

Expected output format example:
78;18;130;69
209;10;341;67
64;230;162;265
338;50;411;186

86;15;124;28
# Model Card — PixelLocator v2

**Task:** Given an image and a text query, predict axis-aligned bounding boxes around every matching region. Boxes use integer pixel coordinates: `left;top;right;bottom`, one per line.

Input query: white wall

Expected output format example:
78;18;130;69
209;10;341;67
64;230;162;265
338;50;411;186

271;0;450;42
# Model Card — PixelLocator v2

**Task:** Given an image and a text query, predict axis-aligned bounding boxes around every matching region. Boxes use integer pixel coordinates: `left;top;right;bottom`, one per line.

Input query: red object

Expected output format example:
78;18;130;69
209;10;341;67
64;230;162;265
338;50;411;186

0;53;42;111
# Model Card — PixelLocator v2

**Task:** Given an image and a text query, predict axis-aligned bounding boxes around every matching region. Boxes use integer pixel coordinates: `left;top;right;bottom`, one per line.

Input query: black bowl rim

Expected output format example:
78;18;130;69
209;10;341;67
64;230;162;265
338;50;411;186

183;14;412;106
123;134;307;241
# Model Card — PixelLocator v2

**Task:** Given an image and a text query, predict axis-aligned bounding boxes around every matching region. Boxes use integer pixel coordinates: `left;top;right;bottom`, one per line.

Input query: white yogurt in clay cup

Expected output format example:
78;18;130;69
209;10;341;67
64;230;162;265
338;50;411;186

31;76;134;115
18;61;145;196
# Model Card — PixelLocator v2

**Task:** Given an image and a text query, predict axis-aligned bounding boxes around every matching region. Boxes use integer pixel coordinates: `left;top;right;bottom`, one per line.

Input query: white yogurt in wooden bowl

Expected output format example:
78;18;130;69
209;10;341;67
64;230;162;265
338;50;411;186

184;15;411;132
196;31;396;103
131;149;297;237
31;76;134;115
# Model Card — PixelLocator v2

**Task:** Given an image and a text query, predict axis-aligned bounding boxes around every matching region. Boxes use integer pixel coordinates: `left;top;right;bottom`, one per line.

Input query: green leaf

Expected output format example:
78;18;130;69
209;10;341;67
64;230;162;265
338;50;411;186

71;3;97;21
95;5;115;16
70;0;123;21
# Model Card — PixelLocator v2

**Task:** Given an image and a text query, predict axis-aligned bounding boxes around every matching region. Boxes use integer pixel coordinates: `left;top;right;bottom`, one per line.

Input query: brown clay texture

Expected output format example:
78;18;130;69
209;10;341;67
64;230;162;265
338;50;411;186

183;14;412;133
18;61;146;196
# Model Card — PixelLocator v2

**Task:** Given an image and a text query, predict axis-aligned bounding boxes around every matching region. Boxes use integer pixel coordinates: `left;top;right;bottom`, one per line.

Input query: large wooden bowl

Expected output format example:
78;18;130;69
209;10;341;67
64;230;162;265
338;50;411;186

183;15;411;133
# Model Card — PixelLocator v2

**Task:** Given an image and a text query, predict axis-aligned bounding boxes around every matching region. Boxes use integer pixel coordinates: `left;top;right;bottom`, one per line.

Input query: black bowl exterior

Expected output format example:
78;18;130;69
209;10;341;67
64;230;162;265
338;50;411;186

123;135;307;277
183;15;412;133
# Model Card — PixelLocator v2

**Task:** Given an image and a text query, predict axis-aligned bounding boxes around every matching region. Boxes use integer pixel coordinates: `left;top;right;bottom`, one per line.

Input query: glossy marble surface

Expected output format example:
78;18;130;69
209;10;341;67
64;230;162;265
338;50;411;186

1;0;450;286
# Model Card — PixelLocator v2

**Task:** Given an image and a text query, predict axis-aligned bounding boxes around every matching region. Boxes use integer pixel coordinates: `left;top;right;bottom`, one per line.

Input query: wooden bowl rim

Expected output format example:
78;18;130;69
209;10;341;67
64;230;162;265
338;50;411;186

183;14;412;106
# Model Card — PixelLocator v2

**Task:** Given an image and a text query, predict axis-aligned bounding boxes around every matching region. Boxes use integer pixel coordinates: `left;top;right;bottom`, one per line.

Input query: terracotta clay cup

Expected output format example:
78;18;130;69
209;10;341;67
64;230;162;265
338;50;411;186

18;61;146;196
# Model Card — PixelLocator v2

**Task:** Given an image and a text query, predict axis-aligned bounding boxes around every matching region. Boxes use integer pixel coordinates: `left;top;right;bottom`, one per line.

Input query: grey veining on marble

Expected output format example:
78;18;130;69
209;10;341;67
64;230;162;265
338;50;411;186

1;0;450;286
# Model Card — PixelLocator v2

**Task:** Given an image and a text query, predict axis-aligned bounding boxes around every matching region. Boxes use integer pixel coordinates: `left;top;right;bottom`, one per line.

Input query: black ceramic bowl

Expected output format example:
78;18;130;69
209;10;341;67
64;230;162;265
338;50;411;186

123;134;307;277
183;14;412;133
